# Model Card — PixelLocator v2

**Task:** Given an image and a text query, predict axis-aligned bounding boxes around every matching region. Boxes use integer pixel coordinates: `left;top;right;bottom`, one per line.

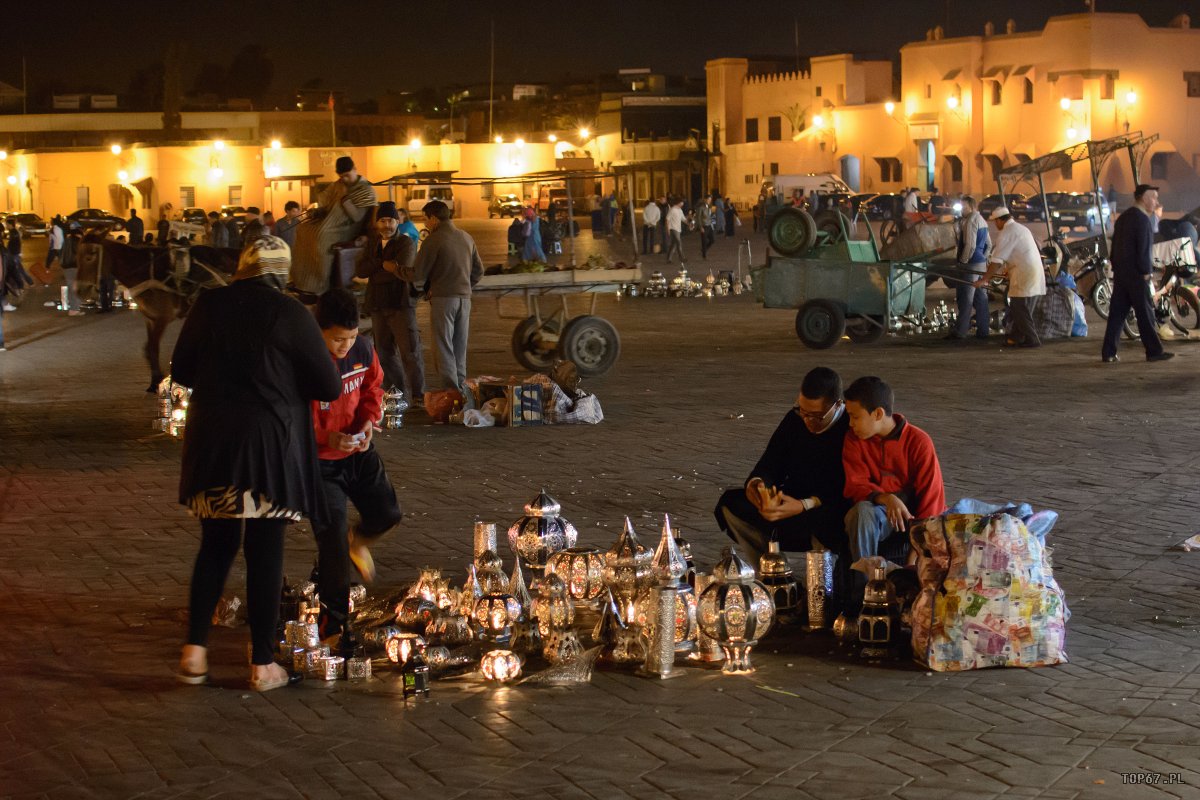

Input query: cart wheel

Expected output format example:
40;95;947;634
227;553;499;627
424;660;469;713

879;219;900;247
813;210;851;244
1169;285;1200;330
794;300;846;349
558;315;621;376
511;315;563;371
845;314;885;344
768;207;817;256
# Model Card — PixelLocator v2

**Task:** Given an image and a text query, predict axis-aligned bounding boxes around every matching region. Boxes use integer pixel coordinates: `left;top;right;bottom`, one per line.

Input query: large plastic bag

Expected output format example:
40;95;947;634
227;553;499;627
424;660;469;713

946;497;1058;542
910;513;1069;672
548;383;604;424
463;409;495;428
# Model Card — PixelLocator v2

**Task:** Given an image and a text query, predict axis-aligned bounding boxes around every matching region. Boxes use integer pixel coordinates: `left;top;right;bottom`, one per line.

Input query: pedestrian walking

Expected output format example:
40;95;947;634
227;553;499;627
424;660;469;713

171;235;342;692
126;209;145;244
696;195;714;259
401;199;482;399
1101;184;1174;363
725;199;740;237
945;196;991;340
665;198;687;265
641;198;661;255
975;206;1045;348
356;201;425;402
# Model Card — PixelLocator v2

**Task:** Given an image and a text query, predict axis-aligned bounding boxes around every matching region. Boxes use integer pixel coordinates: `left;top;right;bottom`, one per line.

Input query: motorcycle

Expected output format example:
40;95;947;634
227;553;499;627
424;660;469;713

1122;238;1200;339
1042;233;1113;318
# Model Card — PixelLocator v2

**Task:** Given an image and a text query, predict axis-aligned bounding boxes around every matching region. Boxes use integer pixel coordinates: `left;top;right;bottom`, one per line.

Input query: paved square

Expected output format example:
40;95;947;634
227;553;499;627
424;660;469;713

1;234;1198;799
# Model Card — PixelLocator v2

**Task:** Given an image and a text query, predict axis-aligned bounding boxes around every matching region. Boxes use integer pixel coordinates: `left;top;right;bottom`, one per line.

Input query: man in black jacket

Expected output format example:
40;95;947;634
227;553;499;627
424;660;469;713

1101;184;1173;363
714;367;852;567
355;201;425;403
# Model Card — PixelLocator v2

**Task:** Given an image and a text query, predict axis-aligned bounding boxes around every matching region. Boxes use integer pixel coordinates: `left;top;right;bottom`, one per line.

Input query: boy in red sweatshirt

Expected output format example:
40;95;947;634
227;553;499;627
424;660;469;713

842;376;945;575
312;288;402;645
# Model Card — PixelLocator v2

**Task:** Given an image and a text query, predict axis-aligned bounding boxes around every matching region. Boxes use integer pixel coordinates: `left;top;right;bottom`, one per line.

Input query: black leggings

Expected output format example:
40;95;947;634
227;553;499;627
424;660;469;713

187;518;287;665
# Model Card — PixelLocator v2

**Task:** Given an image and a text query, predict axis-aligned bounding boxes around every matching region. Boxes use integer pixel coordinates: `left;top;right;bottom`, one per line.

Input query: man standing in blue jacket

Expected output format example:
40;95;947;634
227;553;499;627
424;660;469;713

946;196;991;340
1102;184;1174;363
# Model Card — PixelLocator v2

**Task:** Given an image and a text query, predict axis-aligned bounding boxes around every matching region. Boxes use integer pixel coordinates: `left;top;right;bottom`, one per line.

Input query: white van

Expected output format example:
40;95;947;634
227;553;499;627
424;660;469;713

406;184;455;218
761;173;851;203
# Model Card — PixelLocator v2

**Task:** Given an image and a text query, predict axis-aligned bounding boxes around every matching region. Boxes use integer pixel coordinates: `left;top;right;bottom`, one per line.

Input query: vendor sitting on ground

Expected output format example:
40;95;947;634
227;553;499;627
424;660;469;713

842;376;946;588
714;367;852;568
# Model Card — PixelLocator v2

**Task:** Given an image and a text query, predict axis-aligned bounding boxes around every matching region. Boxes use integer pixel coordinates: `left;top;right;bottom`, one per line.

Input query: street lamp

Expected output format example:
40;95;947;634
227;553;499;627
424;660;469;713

117;170;129;181
884;101;895;116
548;133;557;143
494;134;503;144
410;137;422;148
514;137;525;149
270;139;282;150
6;175;15;186
1125;90;1137;105
110;144;122;155
578;126;590;139
213;139;225;151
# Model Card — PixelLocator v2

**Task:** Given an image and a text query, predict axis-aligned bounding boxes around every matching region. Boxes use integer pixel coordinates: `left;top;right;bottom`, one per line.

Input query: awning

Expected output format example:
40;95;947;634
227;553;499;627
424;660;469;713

1012;65;1034;76
907;112;939;124
1012;143;1037;159
981;65;1012;81
941;144;965;158
1146;140;1178;155
980;143;1006;157
132;177;154;196
942;67;963;81
873;151;903;161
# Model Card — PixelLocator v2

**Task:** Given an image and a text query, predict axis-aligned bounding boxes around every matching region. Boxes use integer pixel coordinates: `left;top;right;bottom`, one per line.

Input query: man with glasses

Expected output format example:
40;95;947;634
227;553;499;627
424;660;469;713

714;367;852;568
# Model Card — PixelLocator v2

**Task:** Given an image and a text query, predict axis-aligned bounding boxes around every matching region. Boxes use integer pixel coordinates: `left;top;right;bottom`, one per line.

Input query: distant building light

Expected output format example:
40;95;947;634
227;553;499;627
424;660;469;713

213;140;225;151
1060;97;1071;110
884;101;895;115
6;175;16;185
110;144;122;155
1125;90;1137;105
812;114;825;129
209;167;224;179
0;150;7;160
117;170;129;181
946;95;959;110
410;137;421;148
578;127;590;139
270;139;282;149
515;137;525;148
1066;126;1078;139
548;134;557;142
494;135;503;144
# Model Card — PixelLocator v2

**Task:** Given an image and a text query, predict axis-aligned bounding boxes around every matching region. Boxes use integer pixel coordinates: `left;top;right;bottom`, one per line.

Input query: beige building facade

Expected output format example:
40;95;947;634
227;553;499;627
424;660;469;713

709;12;1200;209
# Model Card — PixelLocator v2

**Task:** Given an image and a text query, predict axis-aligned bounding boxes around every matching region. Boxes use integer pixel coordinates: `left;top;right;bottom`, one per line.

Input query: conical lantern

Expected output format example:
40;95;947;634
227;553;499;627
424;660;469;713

532;572;575;636
542;628;584;665
507;488;578;572
653;514;688;586
426;611;474;646
602;516;655;624
407;567;442;604
758;541;800;615
592;590;625;654
674;530;697;589
509;560;534;622
458;564;483;616
697;547;776;674
545;546;607;602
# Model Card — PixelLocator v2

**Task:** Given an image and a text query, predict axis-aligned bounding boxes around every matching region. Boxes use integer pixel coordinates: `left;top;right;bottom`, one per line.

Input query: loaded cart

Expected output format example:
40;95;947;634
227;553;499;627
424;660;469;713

475;268;640;376
756;208;946;349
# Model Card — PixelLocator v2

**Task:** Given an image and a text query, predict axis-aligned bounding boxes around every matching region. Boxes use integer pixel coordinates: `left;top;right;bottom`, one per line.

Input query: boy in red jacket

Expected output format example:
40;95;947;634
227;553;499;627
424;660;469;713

312;288;402;645
842;376;945;574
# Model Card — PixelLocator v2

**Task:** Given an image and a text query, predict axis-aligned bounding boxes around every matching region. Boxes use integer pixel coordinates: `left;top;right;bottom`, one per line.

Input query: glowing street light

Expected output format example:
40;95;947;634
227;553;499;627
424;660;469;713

410;137;422;148
6;175;15;185
213;139;225;151
117;170;129;181
514;137;525;148
548;134;557;142
111;144;122;155
812;114;825;129
884;101;895;115
1059;97;1072;110
1066;127;1078;140
270;139;282;149
946;95;959;110
209;167;224;179
494;135;503;144
578;127;590;139
0;150;7;160
1125;90;1137;105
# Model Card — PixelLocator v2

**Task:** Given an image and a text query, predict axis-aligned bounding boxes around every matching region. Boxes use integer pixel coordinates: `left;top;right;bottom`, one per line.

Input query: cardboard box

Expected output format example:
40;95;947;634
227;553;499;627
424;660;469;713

477;382;543;427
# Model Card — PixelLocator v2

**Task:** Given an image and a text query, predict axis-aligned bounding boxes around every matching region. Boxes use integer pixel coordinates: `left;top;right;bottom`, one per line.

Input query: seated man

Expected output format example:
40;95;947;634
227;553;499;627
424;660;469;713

715;367;852;568
842;376;946;571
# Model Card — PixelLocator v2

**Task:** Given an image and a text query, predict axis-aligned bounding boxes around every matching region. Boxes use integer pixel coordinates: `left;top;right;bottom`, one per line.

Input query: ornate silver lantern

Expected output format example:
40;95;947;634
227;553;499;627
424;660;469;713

425;612;474;646
475;549;504;576
508;560;533;622
395;597;438;632
602;517;655;624
545;546;607;602
407;567;442;604
689;573;724;662
858;564;900;658
386;632;425;664
507;488;578;574
697;548;776;674
532;573;575;636
542;628;584;665
473;521;498;561
382;387;409;429
480;649;523;682
758;541;801;616
641;585;679;679
474;591;522;644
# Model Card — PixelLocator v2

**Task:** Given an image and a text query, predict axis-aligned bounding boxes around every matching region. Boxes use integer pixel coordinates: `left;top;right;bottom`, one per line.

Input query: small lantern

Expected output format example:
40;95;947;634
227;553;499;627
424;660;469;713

475;566;509;596
458;565;483;616
434;579;458;611
346;656;372;681
641;585;679;679
408;567;442;604
653;514;688;586
424;645;451;670
532;573;575;636
689;573;724;663
395;597;438;632
425;612;474;646
542;628;584;665
509;560;534;622
545;546;607;602
507;488;579;572
319;655;345;681
858;564;900;658
474;592;522;642
480;649;523;682
510;619;541;655
382;387;409;429
758;541;800;616
475;549;504;576
401;650;430;697
473;521;499;561
602;517;655;624
362;625;403;652
697;548;776;674
597;586;645;667
386;632;426;664
674;530;697;589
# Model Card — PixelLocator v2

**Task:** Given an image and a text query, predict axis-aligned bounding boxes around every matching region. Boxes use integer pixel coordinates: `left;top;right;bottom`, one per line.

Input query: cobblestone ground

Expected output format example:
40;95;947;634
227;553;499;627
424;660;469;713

1;233;1199;799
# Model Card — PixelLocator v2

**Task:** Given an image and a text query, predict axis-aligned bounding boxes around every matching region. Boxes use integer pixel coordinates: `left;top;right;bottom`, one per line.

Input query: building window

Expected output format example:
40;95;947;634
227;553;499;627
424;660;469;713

983;155;1003;181
744;174;755;184
1100;75;1114;100
1151;152;1169;180
745;118;759;143
815;85;823;97
767;116;782;141
1186;72;1200;97
1023;78;1034;104
180;185;195;208
945;156;963;183
991;82;1002;105
877;157;902;182
926;84;932;99
770;162;779;176
76;186;90;208
228;185;242;205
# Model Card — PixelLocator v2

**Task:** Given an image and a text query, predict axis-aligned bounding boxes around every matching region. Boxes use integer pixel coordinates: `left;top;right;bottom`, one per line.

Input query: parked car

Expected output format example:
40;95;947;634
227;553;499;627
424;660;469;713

488;194;523;218
406;185;455;218
67;208;126;231
859;193;906;221
978;193;1024;218
179;207;208;225
1051;192;1111;232
8;212;49;236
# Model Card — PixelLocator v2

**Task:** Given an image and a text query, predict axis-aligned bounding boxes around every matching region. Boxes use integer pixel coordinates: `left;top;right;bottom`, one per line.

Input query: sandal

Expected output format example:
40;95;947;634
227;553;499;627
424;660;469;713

176;666;209;685
177;645;208;685
250;665;303;692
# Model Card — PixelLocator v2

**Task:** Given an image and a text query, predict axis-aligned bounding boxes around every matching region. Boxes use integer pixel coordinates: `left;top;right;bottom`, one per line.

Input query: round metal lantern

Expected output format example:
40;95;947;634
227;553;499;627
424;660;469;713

386;632;426;664
474;592;522;643
396;597;438;632
697;548;776;674
545;546;607;602
758;541;801;615
475;566;509;596
382;387;409;429
532;573;575;636
480;649;523;683
507;489;578;571
858;564;900;659
602;517;655;624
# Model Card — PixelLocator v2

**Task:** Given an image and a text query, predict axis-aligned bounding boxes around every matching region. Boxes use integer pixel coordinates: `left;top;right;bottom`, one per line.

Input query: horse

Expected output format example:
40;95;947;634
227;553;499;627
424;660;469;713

75;233;239;392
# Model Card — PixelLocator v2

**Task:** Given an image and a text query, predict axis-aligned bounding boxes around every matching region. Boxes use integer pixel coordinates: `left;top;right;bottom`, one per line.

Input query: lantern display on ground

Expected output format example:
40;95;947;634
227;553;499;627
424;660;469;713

697;548;776;674
395;597;438;631
474;590;522;644
155;376;191;437
532;573;575;636
758;541;800;616
382;387;409;429
507;489;578;575
858;564;900;658
603;517;655;624
425;611;474;646
480;649;523;682
545;546;606;602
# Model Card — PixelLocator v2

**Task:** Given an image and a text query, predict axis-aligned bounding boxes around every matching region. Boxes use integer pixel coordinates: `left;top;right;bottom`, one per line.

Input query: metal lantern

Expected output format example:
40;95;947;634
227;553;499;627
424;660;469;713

473;521;499;561
602;517;655;624
612;624;647;666
507;488;579;572
596;587;644;668
433;579;458;611
542;628;584;665
858;564;900;658
689;573;725;662
408;567;442;603
632;585;697;655
653;514;688;586
401;650;430;697
697;548;776;674
510;619;541;655
395;597;438;632
674;531;697;589
758;541;801;615
480;649;524;682
545;546;607;602
425;612;474;646
475;549;504;576
476;566;509;596
474;591;522;643
532;573;575;636
805;551;837;630
458;565;483;616
509;560;534;622
382;387;409;429
641;585;679;679
386;632;426;664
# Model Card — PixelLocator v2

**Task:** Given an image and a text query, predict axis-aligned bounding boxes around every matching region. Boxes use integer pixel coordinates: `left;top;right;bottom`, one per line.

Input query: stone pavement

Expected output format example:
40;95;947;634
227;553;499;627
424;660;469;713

1;242;1199;799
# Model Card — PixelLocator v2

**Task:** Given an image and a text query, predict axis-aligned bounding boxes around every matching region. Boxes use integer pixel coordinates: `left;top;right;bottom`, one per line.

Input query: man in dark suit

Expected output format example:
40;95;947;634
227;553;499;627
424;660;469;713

1102;184;1174;363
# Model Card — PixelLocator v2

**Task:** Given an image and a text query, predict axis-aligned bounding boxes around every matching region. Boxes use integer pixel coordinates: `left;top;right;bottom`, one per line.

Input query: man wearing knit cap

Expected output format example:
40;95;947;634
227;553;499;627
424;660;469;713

290;154;378;298
356;200;425;403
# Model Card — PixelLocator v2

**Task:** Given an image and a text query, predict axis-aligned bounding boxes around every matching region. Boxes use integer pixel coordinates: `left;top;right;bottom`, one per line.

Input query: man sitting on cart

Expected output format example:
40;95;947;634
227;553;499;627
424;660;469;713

715;367;852;569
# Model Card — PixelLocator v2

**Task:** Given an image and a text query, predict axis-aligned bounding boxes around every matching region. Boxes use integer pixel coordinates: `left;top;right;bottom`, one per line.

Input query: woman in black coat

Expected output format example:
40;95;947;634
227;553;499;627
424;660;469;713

172;235;341;691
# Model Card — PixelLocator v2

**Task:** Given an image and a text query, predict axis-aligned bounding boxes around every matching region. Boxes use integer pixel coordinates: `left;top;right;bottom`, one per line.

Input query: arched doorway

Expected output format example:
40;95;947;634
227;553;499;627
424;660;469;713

839;155;861;192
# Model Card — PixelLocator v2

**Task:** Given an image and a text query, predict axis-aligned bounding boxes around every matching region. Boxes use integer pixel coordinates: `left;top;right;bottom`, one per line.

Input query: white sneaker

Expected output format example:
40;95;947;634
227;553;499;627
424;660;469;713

2;303;16;312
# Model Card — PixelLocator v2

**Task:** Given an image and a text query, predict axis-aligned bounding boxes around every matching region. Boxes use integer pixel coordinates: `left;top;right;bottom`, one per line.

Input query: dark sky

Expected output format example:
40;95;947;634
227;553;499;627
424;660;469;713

5;0;1200;102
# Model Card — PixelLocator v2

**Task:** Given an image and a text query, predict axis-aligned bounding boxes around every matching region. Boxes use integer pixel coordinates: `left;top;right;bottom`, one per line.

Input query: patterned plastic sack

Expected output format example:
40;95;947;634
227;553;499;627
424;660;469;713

909;513;1068;672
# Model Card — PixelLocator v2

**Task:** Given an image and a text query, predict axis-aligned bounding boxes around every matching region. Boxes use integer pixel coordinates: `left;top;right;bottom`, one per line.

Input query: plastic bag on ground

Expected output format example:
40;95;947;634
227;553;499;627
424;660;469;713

463;409;495;428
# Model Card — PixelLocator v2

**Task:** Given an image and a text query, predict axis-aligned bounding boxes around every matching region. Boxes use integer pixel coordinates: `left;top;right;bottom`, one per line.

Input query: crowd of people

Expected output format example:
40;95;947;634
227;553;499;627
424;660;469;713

636;192;740;267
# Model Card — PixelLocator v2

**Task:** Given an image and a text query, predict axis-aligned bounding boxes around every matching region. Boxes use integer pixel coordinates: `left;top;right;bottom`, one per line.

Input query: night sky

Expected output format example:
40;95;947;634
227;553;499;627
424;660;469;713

5;0;1200;103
